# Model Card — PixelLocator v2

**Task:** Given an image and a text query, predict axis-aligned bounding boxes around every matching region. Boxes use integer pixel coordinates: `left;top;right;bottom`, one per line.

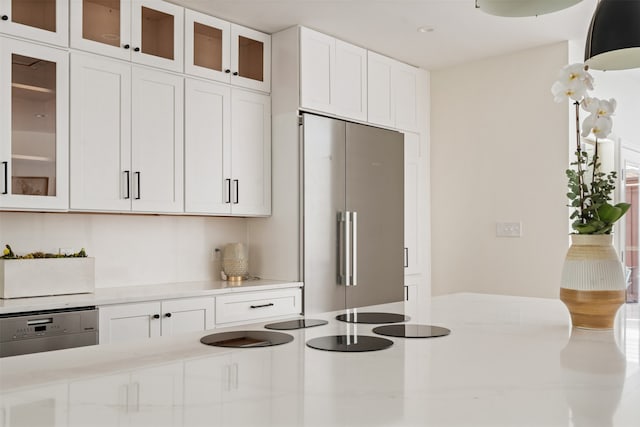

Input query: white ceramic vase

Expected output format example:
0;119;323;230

560;234;626;329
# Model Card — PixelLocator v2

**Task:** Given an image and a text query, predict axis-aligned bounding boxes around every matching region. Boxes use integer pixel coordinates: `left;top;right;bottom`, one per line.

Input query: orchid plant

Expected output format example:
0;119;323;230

552;63;629;234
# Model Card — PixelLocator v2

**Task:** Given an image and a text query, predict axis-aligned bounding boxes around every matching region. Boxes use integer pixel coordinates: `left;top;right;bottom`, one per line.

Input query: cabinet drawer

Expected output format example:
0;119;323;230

215;288;302;325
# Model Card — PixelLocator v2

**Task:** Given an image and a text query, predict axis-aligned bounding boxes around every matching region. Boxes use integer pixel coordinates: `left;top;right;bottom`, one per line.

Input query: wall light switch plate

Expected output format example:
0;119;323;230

496;222;522;238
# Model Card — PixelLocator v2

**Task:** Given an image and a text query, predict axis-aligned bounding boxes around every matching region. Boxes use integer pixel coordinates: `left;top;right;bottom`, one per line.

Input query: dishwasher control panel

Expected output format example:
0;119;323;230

0;306;98;341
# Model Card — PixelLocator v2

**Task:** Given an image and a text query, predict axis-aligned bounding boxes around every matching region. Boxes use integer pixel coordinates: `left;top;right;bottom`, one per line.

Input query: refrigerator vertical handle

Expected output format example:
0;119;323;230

344;211;351;286
351;211;357;286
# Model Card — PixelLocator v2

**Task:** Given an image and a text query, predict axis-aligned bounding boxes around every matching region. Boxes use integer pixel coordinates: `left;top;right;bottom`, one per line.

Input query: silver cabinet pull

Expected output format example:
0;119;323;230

351;211;357;286
404;247;409;268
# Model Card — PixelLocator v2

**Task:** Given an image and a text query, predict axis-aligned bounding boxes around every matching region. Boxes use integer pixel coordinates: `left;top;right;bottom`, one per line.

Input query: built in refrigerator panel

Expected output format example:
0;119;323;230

302;114;347;314
302;113;405;313
345;122;404;309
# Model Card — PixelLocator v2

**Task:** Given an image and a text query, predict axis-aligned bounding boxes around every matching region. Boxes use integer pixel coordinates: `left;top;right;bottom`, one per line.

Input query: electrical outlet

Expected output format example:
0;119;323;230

496;222;522;238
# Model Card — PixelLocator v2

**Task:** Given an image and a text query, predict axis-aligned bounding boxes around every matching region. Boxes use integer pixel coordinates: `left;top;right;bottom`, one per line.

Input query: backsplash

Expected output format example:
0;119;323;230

0;212;247;288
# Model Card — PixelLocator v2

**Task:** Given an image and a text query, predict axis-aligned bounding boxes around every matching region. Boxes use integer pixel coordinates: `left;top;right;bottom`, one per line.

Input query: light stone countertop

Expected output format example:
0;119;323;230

1;293;639;426
0;279;302;314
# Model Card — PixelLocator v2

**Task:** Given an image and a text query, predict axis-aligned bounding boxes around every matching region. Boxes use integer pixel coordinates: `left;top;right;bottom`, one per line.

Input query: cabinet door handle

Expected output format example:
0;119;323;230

225;178;231;204
224;69;231;74
250;303;274;309
233;179;239;204
123;170;130;199
164;312;172;318
134;172;141;200
123;44;130;49
404;247;409;268
133;47;140;52
152;314;160;319
1;161;7;195
1;15;8;21
232;71;239;76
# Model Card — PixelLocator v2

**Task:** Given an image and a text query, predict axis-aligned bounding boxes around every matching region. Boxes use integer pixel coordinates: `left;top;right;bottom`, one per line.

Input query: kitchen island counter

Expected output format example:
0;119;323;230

1;293;639;426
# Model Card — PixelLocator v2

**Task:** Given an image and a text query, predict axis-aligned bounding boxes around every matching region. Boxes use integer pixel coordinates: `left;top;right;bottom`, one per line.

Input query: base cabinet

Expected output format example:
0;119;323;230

98;296;214;344
68;362;183;427
0;384;68;427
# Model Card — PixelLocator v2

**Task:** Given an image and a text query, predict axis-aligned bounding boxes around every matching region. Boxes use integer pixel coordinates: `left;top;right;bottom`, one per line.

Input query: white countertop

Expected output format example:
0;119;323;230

0;279;302;314
1;293;639;426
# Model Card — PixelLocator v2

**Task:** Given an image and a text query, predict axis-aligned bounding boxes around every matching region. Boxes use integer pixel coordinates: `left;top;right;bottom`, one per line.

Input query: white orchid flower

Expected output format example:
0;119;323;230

581;114;613;139
581;97;616;118
551;80;587;103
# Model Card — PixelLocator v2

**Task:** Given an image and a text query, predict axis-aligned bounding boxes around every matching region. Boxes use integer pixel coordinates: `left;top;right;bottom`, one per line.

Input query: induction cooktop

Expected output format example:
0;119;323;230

372;324;451;338
264;319;328;330
200;330;293;348
335;312;409;324
306;334;393;352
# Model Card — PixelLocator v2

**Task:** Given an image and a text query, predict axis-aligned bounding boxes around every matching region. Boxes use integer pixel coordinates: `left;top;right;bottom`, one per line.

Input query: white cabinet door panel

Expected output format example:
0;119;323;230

131;66;183;213
333;39;367;121
231;88;271;216
404;132;420;275
161;296;215;336
70;53;131;211
367;51;394;127
185;79;231;214
99;301;161;344
230;24;271;92
0;0;68;47
299;27;333;113
394;62;419;132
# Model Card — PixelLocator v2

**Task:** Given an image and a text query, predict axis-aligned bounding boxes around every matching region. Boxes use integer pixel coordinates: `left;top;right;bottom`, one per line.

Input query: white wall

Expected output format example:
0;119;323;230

430;42;571;298
0;212;248;288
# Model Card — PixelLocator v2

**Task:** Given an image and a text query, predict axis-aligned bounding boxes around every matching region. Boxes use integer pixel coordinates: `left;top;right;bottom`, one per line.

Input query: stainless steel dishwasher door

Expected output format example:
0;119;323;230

0;306;98;357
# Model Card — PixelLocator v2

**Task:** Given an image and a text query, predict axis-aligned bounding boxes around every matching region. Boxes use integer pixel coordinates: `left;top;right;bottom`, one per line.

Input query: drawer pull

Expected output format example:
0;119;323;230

250;303;274;309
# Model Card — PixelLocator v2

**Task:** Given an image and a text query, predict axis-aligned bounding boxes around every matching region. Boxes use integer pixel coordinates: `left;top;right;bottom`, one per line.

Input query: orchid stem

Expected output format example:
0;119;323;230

574;101;585;223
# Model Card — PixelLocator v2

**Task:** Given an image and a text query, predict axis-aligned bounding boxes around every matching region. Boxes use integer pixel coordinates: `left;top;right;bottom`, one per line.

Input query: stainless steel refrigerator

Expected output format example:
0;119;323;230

301;113;404;314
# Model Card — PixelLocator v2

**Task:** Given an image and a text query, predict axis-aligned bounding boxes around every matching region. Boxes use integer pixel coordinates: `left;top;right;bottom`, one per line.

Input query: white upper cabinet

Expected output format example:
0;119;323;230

0;0;68;47
367;50;419;131
0;37;69;211
70;0;184;73
299;26;366;121
70;52;183;213
185;78;271;216
185;9;271;92
230;88;271;215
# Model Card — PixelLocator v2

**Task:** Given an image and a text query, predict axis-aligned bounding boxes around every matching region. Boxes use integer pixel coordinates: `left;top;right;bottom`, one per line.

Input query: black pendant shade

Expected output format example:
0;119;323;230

585;0;640;70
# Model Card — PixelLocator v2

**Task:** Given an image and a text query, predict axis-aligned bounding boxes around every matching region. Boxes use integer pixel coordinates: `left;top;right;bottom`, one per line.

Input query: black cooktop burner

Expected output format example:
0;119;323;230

264;319;328;330
372;324;451;338
200;330;293;348
335;312;409;324
306;335;393;352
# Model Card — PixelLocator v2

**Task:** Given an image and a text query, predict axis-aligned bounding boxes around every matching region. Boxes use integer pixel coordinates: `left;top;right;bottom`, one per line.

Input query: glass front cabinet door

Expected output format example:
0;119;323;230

185;9;270;92
0;0;68;47
70;0;183;72
0;37;69;210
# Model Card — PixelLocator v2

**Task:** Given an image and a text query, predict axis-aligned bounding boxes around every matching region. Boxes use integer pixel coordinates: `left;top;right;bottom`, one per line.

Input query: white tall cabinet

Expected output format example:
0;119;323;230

70;52;184;213
185;78;271;216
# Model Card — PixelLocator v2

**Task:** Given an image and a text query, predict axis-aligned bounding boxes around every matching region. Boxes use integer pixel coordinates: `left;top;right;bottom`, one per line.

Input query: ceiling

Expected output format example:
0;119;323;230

169;0;600;70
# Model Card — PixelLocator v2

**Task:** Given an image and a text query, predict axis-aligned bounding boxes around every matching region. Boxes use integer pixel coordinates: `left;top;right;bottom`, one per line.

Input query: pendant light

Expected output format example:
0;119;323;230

584;0;640;70
475;0;583;17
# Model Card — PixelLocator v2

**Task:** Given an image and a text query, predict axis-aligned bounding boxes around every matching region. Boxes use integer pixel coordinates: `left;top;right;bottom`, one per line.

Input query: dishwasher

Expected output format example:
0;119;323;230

0;306;98;357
